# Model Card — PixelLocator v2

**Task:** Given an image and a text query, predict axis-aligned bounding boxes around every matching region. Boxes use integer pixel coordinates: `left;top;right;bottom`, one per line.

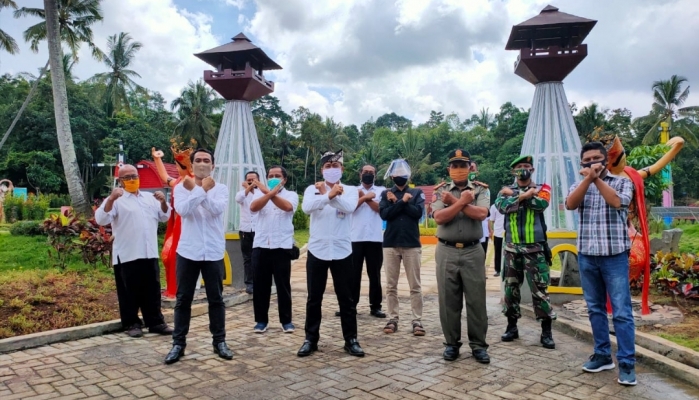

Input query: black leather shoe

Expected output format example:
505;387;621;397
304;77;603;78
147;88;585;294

370;309;386;318
443;345;460;361
343;339;365;357
472;349;490;364
149;324;174;335
335;311;341;317
297;340;318;357
213;342;233;360
164;345;185;364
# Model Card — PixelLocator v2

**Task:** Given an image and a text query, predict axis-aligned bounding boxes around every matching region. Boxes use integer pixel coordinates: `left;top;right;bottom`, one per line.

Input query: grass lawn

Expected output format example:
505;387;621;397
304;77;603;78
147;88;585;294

294;229;309;246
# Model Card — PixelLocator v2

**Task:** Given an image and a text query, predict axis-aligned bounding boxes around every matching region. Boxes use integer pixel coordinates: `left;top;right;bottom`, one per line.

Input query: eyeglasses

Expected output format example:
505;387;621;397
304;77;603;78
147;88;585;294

194;158;212;164
120;175;139;181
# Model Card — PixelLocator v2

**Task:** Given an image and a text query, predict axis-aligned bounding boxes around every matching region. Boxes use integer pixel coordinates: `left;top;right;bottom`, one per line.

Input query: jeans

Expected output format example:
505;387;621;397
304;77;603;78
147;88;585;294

173;255;226;346
579;252;635;365
252;248;292;325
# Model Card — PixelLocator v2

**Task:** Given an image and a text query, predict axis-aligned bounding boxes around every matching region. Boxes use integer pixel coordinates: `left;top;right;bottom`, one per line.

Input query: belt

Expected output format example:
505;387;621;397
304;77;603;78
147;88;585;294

438;238;480;249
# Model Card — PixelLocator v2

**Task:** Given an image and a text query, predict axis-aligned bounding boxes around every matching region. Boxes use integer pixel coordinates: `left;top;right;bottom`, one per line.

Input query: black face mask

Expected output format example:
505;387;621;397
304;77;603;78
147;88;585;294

581;161;607;169
392;177;408;187
361;173;375;184
514;169;531;181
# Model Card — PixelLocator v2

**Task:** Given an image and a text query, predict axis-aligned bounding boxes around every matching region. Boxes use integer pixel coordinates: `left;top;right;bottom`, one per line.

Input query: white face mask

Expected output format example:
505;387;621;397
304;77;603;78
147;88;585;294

194;164;213;179
322;167;342;183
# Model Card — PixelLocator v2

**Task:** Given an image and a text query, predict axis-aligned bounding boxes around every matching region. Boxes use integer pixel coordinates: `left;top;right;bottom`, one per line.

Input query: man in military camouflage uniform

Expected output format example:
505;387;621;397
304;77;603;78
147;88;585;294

495;155;556;349
431;149;491;364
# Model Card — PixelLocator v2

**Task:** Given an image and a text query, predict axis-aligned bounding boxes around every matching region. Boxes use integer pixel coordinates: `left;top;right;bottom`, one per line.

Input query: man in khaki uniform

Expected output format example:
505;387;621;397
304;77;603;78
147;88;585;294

432;149;491;364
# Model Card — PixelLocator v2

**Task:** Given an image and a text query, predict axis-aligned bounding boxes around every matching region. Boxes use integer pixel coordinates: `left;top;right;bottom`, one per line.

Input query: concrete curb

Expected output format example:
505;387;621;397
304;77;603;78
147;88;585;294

0;291;252;354
520;304;699;387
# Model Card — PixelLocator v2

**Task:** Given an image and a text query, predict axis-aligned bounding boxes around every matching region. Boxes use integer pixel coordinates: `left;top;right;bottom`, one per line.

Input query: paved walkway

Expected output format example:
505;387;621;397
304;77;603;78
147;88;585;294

1;245;698;399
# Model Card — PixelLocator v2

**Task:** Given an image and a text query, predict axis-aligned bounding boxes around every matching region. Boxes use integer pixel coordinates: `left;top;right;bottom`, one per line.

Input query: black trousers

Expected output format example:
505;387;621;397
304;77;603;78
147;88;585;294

240;231;255;286
481;238;489;255
173;255;226;346
351;241;384;310
493;236;503;273
114;258;165;329
304;251;357;343
252;248;292;325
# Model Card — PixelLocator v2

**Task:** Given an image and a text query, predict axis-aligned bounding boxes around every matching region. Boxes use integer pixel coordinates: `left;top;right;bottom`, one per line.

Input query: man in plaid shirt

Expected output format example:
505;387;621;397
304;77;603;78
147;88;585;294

565;141;636;386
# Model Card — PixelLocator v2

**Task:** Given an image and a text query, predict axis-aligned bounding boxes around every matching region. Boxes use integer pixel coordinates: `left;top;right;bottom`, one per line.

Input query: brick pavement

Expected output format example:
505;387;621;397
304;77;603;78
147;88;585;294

1;245;698;399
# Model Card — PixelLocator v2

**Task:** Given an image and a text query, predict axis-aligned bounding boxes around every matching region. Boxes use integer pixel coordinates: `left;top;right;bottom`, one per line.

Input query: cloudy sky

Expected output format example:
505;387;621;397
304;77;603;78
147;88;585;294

1;0;698;126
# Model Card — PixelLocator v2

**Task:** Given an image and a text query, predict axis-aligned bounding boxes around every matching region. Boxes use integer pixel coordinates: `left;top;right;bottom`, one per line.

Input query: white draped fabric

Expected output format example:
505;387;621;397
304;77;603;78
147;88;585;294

521;82;582;231
213;100;267;232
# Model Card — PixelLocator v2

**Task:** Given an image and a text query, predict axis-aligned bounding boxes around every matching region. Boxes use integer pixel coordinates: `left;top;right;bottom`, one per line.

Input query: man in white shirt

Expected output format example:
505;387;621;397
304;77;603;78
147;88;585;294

347;164;386;318
298;150;364;358
489;203;505;277
235;171;259;294
95;164;173;338
165;148;233;364
249;166;299;334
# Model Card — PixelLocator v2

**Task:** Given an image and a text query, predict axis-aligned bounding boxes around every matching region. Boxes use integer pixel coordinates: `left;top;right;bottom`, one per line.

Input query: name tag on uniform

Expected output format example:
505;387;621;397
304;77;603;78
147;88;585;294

336;210;346;219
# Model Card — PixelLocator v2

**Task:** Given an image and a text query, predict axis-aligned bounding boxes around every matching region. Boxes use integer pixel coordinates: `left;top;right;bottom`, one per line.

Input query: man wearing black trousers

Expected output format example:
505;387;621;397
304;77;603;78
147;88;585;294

95;164;173;338
236;170;259;294
298;150;364;357
249;166;299;334
165;148;233;364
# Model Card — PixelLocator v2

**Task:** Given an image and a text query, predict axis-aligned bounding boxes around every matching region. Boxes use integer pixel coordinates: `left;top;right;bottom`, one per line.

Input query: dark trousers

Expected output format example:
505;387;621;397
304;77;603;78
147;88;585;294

481;238;489;254
252;248;292;325
173;255;226;346
240;231;255;286
304;251;357;343
351;241;384;310
114;258;165;329
493;236;503;273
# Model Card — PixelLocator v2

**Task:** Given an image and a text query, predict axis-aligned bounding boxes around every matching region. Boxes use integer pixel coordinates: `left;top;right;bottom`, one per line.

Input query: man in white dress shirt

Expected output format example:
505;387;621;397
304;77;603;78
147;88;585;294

164;148;233;364
347;164;386;318
489;203;505;277
235;171;259;294
297;150;365;357
95;164;173;338
249;166;299;334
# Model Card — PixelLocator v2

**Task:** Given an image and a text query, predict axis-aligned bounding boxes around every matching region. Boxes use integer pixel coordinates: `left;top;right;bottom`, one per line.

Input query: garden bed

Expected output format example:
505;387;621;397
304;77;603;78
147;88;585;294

637;292;699;352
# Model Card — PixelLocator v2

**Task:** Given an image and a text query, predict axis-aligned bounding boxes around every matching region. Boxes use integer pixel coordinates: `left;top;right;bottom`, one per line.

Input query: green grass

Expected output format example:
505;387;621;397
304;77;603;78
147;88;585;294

294;229;309;246
0;235;102;273
658;332;699;352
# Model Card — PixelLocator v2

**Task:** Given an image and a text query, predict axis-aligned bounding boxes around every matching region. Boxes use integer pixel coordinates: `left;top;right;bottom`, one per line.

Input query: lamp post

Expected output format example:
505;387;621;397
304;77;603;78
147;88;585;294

659;121;673;226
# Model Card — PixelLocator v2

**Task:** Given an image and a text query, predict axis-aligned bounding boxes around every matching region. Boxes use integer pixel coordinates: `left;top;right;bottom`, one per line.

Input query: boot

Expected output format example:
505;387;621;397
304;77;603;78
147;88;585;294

501;316;519;342
540;318;555;349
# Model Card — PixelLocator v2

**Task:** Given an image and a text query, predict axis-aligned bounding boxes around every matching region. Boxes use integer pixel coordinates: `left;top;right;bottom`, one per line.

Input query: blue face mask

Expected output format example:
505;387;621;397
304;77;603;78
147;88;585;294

268;178;282;189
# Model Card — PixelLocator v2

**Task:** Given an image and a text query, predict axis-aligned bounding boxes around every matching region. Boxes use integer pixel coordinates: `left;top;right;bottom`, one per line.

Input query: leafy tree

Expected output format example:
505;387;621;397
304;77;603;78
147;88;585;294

376;112;412;131
89;32;144;116
171;79;223;149
636;75;699;146
574;103;607;140
426;110;444;128
626;144;670;205
0;0;19;54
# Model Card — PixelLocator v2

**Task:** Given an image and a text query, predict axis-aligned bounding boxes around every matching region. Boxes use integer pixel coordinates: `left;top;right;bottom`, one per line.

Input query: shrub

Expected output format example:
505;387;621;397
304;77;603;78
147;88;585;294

158;221;168;235
3;195;23;223
10;221;44;236
45;193;71;208
293;195;309;230
21;195;50;221
650;251;699;299
420;227;437;236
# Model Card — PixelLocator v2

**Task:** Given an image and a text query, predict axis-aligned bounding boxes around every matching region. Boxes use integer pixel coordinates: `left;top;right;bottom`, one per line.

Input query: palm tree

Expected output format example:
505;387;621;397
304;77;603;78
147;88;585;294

0;0;103;153
0;0;19;54
89;32;144;116
396;128;440;184
43;0;91;215
638;75;699;146
171;80;224;149
574;103;607;140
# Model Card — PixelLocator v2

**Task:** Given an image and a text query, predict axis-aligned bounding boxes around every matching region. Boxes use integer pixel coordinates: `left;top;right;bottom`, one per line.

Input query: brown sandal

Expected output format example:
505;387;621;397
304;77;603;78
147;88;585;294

412;321;426;336
383;320;398;334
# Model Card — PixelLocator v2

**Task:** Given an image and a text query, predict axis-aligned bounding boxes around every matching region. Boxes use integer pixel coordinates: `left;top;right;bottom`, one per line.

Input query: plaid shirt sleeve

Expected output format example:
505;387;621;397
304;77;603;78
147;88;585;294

616;177;634;208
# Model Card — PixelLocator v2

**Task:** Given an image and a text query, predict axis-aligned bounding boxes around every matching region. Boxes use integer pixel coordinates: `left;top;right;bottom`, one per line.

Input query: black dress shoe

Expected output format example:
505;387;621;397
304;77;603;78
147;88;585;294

213;342;233;360
149;324;174;335
370;309;386;318
472;349;490;364
164;345;185;364
297;340;318;357
443;345;460;361
335;311;342;317
343;338;365;357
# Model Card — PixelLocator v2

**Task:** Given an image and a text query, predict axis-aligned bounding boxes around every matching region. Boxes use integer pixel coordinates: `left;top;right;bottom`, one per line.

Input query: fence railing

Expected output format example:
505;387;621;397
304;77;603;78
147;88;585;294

650;207;699;220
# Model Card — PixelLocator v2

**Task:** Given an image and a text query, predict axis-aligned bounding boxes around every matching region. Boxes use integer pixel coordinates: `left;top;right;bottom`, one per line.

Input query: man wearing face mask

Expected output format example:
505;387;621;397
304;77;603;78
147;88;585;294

431;149;490;363
235;171;260;294
566;142;636;386
249;166;299;334
495;155;556;350
379;159;426;337
95;164;173;338
343;164;387;318
165;148;233;364
299;150;364;357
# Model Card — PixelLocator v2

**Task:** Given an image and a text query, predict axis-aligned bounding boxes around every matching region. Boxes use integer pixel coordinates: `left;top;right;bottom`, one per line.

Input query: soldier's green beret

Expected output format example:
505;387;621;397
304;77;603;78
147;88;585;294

509;155;533;169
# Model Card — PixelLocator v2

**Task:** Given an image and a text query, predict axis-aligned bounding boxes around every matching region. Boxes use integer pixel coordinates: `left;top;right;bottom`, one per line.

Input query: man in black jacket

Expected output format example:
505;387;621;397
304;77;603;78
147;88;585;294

379;159;426;337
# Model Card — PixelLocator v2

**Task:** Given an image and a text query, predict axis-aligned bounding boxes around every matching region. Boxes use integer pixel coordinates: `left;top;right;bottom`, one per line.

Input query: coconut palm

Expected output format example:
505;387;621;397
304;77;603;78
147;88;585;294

89;32;144;116
0;0;104;153
171;80;224;149
0;0;19;54
638;75;699;146
574;103;607;140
